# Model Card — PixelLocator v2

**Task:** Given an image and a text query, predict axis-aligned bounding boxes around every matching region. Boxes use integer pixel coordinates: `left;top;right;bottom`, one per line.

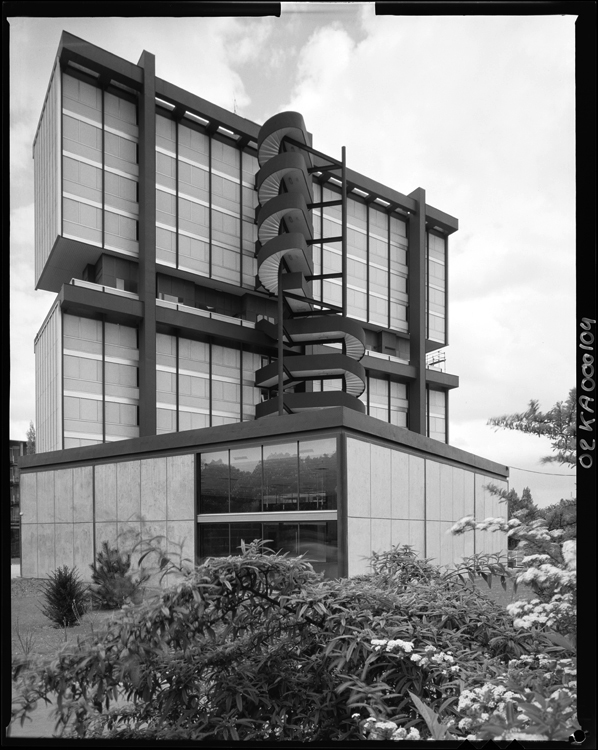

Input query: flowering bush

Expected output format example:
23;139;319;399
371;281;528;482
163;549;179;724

443;498;579;741
449;512;576;639
12;541;578;741
456;653;578;741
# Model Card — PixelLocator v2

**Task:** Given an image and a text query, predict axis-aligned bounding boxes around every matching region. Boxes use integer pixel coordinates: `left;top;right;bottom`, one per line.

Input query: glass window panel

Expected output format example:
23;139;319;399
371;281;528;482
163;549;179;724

179;410;209;431
299;438;337;510
179;234;209;276
199;524;230;561
179;123;209;166
200;451;230;513
262;522;299;557
298;522;338;577
390;215;407;241
229;446;262;513
263;443;298;511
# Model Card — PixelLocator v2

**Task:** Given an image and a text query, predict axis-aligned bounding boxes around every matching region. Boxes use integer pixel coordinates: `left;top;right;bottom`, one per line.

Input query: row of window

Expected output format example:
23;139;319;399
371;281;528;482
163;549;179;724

199;437;337;514
426;233;447;345
62;71;139;256
62;313;140;448
156;333;263;433
155;113;257;288
311;183;409;333
198;521;338;578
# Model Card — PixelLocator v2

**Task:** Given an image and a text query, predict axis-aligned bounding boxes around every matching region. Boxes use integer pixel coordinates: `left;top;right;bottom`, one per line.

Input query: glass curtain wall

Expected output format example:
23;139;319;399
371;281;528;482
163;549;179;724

311;185;409;332
311;373;408;427
426;231;447;345
198;436;339;576
62;70;139;257
199;437;338;513
156;333;263;434
63;313;139;446
199;521;338;577
155;113;258;289
427;388;447;443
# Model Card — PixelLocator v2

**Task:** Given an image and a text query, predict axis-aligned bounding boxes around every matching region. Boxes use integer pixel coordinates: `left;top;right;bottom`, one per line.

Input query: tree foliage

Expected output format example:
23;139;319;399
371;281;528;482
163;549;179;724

26;421;36;455
488;388;576;467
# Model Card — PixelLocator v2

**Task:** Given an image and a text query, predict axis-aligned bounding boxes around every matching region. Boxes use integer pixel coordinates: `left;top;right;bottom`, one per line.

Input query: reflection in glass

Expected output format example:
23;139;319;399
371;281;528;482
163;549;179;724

199;524;229;559
263;443;298;511
298;522;338;577
230;447;262;513
198;521;338;577
200;451;229;513
263;522;299;559
299;438;337;510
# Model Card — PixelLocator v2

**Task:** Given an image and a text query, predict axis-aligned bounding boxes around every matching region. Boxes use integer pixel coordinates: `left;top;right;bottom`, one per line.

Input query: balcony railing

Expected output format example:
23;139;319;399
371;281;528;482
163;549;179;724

70;279;140;300
156;299;256;329
365;350;410;366
426;350;446;371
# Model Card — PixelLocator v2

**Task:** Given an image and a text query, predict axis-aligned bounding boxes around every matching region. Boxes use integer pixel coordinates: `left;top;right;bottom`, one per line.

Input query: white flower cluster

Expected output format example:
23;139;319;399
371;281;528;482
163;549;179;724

520;553;552;565
475;517;510;532
457;656;578;739
507;655;576;681
562;540;576;570
458;683;516;717
448;516;521;537
371;638;414;653
409;645;457;672
361;717;420;741
507;592;574;630
517;563;575;588
448;516;476;535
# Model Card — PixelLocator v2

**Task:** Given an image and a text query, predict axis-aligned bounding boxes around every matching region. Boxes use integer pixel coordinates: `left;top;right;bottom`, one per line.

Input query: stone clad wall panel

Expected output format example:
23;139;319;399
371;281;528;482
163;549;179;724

54;469;74;523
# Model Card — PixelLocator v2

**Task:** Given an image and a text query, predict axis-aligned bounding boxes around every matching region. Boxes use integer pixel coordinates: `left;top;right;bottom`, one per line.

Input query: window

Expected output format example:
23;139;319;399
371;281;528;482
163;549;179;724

199;438;338;514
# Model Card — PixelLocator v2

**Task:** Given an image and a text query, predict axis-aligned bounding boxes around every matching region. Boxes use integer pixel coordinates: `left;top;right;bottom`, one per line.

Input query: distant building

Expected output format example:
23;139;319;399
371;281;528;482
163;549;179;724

10;440;27;559
19;33;507;581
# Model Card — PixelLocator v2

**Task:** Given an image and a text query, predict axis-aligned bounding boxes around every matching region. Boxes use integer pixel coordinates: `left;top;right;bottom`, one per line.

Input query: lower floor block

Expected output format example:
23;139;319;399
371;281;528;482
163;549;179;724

19;408;508;581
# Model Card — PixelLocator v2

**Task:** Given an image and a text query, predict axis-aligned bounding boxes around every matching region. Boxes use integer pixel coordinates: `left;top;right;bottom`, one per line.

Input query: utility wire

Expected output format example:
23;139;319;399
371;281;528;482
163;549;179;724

508;465;575;477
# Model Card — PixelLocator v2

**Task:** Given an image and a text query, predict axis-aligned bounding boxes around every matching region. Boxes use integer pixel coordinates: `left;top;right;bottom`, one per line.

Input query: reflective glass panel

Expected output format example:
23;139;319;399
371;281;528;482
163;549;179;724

230;446;262;513
263;443;298;511
298;438;337;510
298;522;338;577
199;524;229;560
200;451;229;513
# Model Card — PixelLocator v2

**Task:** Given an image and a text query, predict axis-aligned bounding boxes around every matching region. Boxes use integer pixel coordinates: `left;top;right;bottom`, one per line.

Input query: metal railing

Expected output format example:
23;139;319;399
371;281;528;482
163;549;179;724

70;279;140;300
156;299;256;328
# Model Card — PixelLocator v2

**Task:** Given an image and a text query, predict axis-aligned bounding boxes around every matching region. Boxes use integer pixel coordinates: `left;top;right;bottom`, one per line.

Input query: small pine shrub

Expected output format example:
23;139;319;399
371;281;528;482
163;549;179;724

41;566;88;628
90;541;141;609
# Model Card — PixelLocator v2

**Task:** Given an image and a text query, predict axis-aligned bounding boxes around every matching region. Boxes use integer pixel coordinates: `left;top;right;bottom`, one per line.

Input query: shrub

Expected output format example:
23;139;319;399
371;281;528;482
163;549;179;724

40;566;87;628
90;541;144;609
13;541;545;741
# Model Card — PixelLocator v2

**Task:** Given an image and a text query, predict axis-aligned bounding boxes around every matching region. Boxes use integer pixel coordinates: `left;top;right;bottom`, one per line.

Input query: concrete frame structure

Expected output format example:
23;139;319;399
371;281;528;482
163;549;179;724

20;33;508;581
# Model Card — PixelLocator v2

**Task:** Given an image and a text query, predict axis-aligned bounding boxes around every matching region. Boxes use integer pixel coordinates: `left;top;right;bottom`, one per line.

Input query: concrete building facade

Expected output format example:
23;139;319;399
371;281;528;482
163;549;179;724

20;33;508;581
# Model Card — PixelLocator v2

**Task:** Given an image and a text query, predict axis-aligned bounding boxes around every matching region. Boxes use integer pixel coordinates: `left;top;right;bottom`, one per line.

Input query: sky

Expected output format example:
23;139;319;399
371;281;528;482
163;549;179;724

8;5;577;508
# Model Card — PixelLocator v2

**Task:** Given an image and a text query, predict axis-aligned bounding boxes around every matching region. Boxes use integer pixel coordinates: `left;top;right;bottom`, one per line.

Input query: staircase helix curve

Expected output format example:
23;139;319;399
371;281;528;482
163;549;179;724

254;111;367;418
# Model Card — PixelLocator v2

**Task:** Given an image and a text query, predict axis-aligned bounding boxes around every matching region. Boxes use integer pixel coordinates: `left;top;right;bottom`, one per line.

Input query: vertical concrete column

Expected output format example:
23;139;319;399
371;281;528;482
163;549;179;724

137;51;157;436
408;187;426;435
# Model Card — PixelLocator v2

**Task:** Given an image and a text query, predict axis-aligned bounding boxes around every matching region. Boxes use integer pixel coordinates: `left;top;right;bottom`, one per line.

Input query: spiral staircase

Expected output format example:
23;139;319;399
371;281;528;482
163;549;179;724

254;112;366;418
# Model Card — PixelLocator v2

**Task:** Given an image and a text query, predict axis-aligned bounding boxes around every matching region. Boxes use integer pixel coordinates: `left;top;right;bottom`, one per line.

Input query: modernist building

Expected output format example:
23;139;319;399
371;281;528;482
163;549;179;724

19;33;508;581
9;440;27;560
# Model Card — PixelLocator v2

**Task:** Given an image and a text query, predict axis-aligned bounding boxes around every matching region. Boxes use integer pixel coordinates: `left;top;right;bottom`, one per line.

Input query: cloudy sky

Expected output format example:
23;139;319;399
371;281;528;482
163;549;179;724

9;5;577;507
